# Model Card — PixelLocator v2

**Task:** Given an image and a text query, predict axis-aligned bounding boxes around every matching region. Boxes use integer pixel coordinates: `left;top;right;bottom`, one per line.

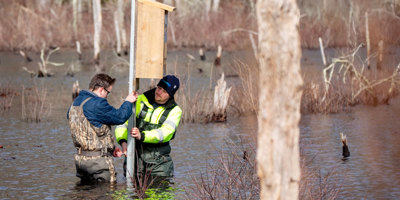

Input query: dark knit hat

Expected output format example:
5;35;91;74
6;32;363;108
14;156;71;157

157;75;180;97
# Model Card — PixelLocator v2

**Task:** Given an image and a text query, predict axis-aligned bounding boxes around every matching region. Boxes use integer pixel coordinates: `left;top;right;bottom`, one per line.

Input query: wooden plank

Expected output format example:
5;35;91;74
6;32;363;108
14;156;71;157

137;0;175;12
135;3;165;79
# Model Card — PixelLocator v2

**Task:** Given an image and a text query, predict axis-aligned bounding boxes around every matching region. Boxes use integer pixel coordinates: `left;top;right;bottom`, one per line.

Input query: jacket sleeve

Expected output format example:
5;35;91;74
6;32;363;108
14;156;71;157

86;98;133;126
142;106;182;144
115;120;128;144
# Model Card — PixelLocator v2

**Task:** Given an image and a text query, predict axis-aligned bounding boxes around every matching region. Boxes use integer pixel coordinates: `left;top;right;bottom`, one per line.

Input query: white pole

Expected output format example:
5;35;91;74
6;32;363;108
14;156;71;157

127;0;136;189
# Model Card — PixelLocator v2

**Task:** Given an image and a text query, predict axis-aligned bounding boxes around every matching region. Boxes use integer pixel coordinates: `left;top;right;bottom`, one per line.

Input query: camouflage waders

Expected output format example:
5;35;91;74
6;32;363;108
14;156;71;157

68;98;116;183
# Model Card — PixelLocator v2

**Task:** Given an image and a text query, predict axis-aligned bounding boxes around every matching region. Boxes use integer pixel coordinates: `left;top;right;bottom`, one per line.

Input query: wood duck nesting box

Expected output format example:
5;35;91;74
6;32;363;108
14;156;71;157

136;0;175;79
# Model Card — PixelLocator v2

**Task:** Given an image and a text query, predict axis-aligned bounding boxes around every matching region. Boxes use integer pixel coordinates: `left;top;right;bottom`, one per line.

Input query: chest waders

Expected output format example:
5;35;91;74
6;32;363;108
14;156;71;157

68;98;116;183
134;103;175;178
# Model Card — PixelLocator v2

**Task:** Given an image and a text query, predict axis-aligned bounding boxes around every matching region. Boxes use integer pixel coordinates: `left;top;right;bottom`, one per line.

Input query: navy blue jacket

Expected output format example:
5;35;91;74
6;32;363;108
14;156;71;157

67;90;133;128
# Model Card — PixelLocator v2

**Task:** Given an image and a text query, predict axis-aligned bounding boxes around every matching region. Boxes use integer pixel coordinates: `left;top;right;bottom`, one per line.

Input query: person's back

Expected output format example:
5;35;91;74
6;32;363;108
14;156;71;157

67;73;137;183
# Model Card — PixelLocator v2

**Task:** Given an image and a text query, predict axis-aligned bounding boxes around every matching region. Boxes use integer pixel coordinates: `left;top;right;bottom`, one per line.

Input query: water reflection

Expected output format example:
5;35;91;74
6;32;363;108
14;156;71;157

300;101;400;199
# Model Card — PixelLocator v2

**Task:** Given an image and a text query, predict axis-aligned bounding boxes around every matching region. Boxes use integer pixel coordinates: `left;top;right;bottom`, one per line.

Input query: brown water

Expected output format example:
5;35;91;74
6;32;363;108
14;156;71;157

1;49;400;199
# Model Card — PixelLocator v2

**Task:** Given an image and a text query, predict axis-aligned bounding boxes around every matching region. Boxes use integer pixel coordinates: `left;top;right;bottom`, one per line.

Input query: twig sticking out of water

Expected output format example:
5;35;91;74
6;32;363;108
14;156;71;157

21;85;51;123
126;159;154;199
72;80;80;101
38;47;64;77
76;41;82;61
214;45;222;66
19;51;32;62
22;67;36;77
340;132;350;158
186;53;195;60
319;37;327;67
0;83;16;112
199;48;206;61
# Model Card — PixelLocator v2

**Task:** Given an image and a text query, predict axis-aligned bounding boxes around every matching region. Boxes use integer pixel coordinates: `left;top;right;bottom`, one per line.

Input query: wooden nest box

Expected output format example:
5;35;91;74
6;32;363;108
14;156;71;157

136;0;175;79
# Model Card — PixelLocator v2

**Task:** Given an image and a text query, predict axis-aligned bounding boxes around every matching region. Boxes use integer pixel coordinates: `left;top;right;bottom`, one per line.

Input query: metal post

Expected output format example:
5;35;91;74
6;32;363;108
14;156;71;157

127;0;136;189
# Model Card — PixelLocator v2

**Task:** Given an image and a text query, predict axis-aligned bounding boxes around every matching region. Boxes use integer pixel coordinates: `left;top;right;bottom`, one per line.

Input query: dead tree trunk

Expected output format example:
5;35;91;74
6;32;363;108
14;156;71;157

205;0;212;16
212;0;220;13
211;73;231;122
114;0;127;56
256;0;302;199
93;0;102;65
114;11;122;56
72;0;78;40
77;0;82;21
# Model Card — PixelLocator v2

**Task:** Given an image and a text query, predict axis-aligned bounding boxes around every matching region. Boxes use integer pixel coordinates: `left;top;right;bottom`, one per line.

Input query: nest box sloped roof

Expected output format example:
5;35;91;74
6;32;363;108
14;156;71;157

138;0;175;12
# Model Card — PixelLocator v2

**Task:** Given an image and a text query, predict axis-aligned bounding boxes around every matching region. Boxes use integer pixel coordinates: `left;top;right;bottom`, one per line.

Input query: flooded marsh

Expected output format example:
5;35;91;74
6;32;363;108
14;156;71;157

1;49;400;199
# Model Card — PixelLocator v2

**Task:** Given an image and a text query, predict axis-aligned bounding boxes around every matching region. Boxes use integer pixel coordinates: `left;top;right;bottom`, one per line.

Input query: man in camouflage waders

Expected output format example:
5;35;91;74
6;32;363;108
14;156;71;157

67;73;138;183
115;75;182;184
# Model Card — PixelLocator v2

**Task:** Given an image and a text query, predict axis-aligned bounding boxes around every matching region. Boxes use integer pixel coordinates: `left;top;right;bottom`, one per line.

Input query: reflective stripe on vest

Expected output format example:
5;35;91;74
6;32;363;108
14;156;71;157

156;129;164;143
137;104;176;141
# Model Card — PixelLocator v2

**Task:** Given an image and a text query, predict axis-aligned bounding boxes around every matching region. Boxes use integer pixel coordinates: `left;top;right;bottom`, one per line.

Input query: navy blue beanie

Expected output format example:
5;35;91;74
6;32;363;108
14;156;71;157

157;75;180;97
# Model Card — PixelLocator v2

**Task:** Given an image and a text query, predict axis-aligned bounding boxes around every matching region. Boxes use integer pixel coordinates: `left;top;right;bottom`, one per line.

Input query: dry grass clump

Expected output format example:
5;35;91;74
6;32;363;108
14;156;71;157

301;80;352;114
301;45;400;114
175;86;213;123
299;156;343;200
21;85;51;123
184;140;259;199
298;0;400;48
185;138;344;200
174;71;214;123
0;83;19;112
175;59;259;123
230;60;259;115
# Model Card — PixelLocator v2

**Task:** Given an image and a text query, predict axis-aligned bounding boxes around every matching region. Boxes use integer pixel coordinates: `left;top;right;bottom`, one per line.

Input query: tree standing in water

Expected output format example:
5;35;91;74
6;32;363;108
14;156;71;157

256;0;303;199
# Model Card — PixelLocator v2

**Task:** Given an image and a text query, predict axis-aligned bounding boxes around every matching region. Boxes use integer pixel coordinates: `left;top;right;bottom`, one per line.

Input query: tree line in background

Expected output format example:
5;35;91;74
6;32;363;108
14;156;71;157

1;0;398;54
